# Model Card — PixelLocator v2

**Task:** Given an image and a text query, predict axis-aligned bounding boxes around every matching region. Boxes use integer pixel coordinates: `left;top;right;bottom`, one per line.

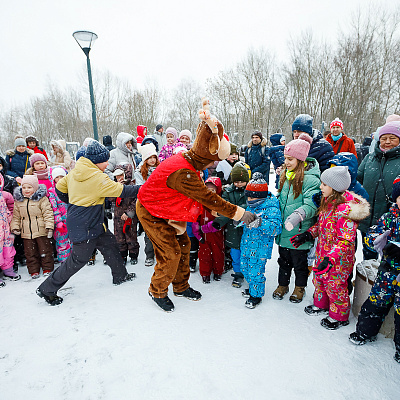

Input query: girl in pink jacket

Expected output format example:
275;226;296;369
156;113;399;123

291;166;369;329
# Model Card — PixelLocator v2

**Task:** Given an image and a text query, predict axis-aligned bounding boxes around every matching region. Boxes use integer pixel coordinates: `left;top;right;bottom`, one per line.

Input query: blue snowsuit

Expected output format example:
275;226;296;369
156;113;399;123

269;134;285;189
240;194;282;298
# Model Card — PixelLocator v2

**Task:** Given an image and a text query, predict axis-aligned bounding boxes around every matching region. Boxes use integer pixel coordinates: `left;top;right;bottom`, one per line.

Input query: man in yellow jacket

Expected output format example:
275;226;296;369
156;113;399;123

37;141;139;305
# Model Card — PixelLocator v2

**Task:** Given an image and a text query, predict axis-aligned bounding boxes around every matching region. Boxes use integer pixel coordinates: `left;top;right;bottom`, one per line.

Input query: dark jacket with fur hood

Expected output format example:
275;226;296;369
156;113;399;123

244;138;271;182
11;185;54;239
5;148;34;178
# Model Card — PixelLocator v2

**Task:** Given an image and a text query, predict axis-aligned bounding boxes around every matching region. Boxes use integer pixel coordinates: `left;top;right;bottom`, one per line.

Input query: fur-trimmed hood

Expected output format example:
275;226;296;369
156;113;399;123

247;138;268;148
337;191;370;222
13;184;47;202
6;148;34;157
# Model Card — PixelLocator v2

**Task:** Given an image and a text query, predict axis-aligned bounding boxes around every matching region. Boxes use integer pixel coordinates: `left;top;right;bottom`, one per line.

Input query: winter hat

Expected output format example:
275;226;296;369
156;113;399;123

230;162;250;183
85;140;110;164
141;135;159;152
51;166;67;180
205;176;222;195
392;176;400;202
113;168;125;177
25;135;39;146
284;133;312;161
251;131;263;140
245;172;269;198
155;124;163;132
138;143;157;162
165;127;178;141
292;114;313;135
82;137;94;147
230;143;238;155
15;137;26;148
378;121;400;140
179;130;192;142
330;118;344;130
320;166;351;193
386;114;400;124
75;146;87;161
279;135;286;144
21;175;39;192
29;153;47;168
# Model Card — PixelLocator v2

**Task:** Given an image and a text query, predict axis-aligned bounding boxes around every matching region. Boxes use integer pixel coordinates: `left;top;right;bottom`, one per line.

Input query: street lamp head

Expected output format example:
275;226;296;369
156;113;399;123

73;30;98;56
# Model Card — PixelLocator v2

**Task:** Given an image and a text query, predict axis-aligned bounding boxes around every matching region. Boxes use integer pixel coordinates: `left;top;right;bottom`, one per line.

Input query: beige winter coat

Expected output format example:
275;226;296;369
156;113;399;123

49;139;74;171
10;185;54;239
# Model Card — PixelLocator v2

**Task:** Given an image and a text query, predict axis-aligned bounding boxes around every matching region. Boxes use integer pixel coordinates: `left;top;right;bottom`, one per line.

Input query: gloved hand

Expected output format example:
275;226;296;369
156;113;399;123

105;211;113;220
290;231;313;248
201;221;219;234
312;191;323;208
46;229;54;239
383;242;400;262
275;166;283;176
284;209;306;231
239;211;257;227
56;221;64;229
373;230;391;256
123;218;132;234
247;217;262;229
313;257;332;275
192;222;204;243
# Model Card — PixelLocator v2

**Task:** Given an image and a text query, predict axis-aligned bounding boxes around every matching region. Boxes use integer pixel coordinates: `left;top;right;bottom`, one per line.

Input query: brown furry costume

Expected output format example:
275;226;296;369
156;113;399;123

137;100;245;299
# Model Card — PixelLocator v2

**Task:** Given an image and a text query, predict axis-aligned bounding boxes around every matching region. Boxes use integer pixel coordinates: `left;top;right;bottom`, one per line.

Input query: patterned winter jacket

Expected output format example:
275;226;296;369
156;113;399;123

158;142;183;162
365;204;400;272
308;191;370;271
240;193;282;260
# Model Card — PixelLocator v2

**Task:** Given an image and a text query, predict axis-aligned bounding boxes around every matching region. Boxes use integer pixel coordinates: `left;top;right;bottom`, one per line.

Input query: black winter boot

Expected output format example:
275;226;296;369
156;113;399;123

231;272;244;288
149;292;175;312
349;331;377;345
321;317;349;330
245;296;262;309
36;288;63;306
394;349;400;363
113;272;136;285
304;305;329;316
174;287;202;301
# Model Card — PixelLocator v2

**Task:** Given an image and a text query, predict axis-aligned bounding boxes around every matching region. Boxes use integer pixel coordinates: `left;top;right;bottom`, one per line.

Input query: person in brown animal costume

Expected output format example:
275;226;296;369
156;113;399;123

136;99;256;312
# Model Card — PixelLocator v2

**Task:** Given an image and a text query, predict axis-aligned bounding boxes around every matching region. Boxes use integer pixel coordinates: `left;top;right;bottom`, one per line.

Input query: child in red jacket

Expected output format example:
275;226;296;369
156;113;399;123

192;177;225;283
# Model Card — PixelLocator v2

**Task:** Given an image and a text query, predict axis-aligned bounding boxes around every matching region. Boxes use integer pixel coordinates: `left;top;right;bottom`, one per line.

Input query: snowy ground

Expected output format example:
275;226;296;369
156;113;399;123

1;230;398;400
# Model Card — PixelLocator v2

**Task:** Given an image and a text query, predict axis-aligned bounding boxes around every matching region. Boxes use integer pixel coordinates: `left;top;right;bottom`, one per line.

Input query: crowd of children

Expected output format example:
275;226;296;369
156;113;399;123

2;119;400;365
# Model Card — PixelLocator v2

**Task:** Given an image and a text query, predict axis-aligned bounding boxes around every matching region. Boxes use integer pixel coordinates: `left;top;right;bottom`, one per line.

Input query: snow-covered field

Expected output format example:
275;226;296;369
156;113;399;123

1;230;398;400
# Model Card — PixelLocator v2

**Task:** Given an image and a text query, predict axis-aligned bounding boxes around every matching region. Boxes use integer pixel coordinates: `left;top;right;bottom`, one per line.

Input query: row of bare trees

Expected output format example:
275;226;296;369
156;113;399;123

1;7;399;153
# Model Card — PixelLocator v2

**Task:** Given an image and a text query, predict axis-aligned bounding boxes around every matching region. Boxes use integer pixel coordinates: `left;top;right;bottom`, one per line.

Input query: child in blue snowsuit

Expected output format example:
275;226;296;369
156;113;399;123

240;172;282;308
349;175;400;364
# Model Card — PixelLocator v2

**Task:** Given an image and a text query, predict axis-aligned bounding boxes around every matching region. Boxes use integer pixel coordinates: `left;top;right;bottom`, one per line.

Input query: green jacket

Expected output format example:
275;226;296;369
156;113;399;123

275;157;321;250
357;143;400;233
213;184;247;249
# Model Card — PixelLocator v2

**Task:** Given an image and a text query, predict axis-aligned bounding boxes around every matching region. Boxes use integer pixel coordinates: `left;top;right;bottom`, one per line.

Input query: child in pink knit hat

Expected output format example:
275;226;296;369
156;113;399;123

273;133;321;303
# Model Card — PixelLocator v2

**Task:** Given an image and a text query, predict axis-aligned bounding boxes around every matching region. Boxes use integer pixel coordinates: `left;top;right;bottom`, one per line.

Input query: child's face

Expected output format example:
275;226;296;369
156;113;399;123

27;141;36;149
205;184;217;193
179;135;190;145
115;174;125;183
320;182;333;198
396;196;400;208
166;134;175;145
22;184;34;198
147;156;157;167
227;153;239;163
284;155;298;171
33;161;46;171
16;145;26;153
54;176;63;184
234;181;247;188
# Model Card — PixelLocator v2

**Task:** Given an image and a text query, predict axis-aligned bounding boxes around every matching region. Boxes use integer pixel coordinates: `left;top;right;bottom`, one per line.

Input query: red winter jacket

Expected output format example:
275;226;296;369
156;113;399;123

326;134;357;158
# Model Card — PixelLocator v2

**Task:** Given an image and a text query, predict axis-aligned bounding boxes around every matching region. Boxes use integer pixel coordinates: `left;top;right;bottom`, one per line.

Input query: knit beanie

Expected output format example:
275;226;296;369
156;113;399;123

85;140;110;164
138;143;158;162
15;137;26;148
21;175;39;192
51;166;67;180
230;162;250;183
179;130;192;142
392;176;400;202
230;143;238;155
75;146;87;161
284;133;312;161
29;153;47;167
330;118;344;130
165;127;178;141
378;121;400;140
251;131;263;140
245;172;269;198
320;166;351;193
386;114;400;124
155;124;163;132
292;114;313;135
141;135;159;152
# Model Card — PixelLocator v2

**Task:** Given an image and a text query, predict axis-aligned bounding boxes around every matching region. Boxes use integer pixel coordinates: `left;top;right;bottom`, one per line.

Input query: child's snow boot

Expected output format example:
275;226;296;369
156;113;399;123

145;258;154;267
272;285;289;300
320;317;349;330
289;286;305;303
304;304;329;316
242;288;250;298
0;279;5;288
348;331;377;345
129;253;138;265
231;272;244;288
202;275;211;284
245;296;262;309
113;272;136;285
173;287;202;301
2;267;21;281
213;274;222;281
394;349;400;363
36;287;63;306
88;249;97;265
149;292;175;312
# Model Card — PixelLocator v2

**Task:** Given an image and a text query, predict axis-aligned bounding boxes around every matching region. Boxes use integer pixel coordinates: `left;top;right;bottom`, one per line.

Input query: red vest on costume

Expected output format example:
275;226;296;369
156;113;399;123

138;153;203;222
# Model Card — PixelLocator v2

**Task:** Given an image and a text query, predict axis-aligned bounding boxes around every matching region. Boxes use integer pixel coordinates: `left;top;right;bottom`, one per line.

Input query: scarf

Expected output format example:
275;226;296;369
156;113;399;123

332;133;343;142
34;168;49;181
247;198;265;208
286;161;307;180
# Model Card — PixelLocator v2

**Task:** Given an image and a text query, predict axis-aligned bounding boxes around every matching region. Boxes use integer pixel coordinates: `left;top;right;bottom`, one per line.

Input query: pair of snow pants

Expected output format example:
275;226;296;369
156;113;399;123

241;256;267;298
39;229;127;295
136;200;190;298
24;237;54;275
231;248;241;273
198;231;224;277
278;247;309;287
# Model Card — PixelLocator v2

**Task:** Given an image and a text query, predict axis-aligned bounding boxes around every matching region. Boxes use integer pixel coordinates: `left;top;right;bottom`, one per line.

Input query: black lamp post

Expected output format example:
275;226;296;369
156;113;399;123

72;30;99;141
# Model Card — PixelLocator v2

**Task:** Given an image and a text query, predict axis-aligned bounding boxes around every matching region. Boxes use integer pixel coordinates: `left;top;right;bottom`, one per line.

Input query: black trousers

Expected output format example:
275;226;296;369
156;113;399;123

278;246;309;287
39;229;127;295
189;236;199;268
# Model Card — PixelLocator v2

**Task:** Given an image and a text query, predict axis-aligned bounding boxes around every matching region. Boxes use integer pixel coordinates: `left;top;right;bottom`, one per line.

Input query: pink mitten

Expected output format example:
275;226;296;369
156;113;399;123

191;222;204;243
57;222;68;234
201;221;219;234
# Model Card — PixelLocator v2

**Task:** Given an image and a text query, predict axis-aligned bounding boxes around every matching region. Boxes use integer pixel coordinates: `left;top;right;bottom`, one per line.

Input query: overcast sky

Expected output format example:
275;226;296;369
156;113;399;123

0;0;395;108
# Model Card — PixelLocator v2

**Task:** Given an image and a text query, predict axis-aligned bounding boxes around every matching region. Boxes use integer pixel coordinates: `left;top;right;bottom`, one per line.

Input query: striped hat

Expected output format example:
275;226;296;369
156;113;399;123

392;175;400;202
245;172;269;198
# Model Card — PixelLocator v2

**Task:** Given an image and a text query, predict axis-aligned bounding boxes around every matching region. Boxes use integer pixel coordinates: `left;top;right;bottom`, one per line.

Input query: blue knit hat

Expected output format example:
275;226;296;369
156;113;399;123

292;114;313;135
75;146;87;161
85;141;110;164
